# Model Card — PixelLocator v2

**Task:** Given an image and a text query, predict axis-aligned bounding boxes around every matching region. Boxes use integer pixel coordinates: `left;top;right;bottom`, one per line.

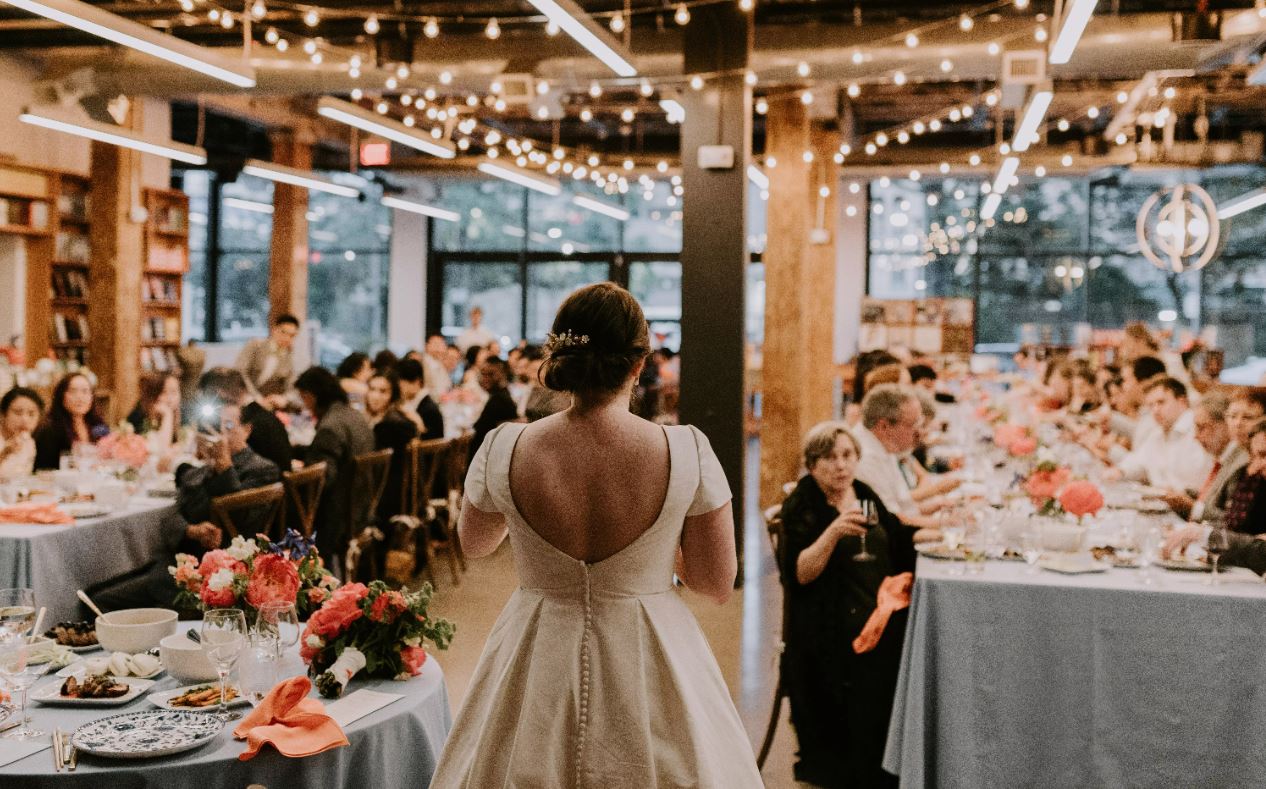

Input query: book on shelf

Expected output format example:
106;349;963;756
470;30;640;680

57;191;89;223
141;274;179;302
52;269;88;299
55;231;90;263
152;203;188;233
147;244;187;272
30;201;49;229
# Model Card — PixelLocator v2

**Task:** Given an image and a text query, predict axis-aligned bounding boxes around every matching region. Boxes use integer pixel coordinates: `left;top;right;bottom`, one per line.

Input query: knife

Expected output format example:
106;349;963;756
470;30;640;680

52;728;62;772
68;737;78;771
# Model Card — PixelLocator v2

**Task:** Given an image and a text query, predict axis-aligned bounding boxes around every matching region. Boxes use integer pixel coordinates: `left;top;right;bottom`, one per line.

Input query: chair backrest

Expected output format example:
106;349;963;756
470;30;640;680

763;504;785;581
282;462;327;538
211;482;285;540
445;431;473;496
352;449;393;522
405;438;449;517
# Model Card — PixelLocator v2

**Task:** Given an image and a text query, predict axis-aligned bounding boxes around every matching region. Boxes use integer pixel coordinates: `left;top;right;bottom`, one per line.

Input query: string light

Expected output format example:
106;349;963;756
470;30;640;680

1015;0;1029;8
940;59;953;73
939;162;950;174
928;119;942;131
440;70;453;85
851;50;864;65
912;121;925;134
302;7;318;26
178;0;193;11
385;76;398;90
302;39;317;54
580;108;593;122
875;132;889;146
423;17;439;38
485;17;500;39
745;71;757;86
674;4;690;25
309;50;321;63
1034;26;1048;43
403;114;415;127
364;14;379;34
400;94;413;106
755;99;768;114
800;90;813;105
1087;106;1100;119
959;13;974;31
545;20;559;36
1057;118;1070;131
640;79;654;97
739;0;754;10
840;143;851;155
897;130;910;144
1061;154;1073;167
797;61;810;78
802;150;813;163
893;71;907;86
621;108;635;123
250;0;265;20
275;38;288;51
350;88;363;100
962;105;974;118
864;142;877;155
987;41;1001;56
207;8;219;21
847;83;860;98
691;75;705;91
396;64;410;80
969;153;982;166
905;33;919;48
589;82;603;98
375;101;388;114
609;12;625;33
1116;90;1128;103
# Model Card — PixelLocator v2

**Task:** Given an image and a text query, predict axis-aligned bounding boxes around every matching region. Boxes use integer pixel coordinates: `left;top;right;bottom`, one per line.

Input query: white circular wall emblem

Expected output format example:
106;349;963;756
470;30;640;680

1135;184;1219;274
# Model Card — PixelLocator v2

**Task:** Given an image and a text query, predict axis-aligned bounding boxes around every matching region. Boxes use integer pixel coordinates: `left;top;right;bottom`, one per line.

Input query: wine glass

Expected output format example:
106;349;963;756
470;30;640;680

0;642;50;740
1138;526;1163;586
1020;528;1042;575
201;609;247;722
854;500;878;562
1207;527;1230;586
0;589;36;645
255;602;300;660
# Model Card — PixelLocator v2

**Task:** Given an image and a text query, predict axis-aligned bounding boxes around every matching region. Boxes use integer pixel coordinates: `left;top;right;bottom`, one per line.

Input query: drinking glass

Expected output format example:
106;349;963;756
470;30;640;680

1020;529;1042;575
255;602;300;659
1138;526;1163;585
0;589;36;645
941;507;965;551
1207;527;1229;586
237;638;277;708
963;527;987;575
854;500;878;562
201;609;248;722
0;642;50;740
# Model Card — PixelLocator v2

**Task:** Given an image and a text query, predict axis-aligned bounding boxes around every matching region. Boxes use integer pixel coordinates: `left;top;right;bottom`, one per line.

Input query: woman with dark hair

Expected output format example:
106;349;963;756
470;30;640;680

779;421;916;787
127;372;182;445
336;351;373;403
0;387;44;479
363;370;418;523
295;366;374;570
33;373;109;470
372;349;399;374
431;283;762;787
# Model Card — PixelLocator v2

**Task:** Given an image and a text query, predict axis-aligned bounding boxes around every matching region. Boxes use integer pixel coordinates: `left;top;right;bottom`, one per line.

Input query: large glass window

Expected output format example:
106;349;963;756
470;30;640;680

440;261;523;346
629;261;682;351
526;261;609;340
215;174;274;341
179;170;211;342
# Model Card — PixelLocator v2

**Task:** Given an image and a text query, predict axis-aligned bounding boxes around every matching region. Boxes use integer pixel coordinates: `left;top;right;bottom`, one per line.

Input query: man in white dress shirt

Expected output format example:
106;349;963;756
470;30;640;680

423;333;453;396
1108;377;1211;492
854;385;939;529
455;306;497;354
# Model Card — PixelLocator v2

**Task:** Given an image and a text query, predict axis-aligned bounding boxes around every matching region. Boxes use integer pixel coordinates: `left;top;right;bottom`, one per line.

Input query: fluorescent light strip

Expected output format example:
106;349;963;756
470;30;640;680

990;156;1021;196
1217;188;1266;220
572;194;630;221
223;197;273;214
382;195;460;222
524;0;636;77
1049;0;1099;65
1;0;254;87
660;99;685;124
316;98;455;159
1011;90;1053;153
746;165;769;190
476;161;562;195
980;192;1003;221
242;160;361;198
19;108;207;165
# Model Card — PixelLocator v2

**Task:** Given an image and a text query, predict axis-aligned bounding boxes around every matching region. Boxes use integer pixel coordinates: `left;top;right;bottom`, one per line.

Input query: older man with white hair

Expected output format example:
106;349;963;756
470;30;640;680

854;384;944;530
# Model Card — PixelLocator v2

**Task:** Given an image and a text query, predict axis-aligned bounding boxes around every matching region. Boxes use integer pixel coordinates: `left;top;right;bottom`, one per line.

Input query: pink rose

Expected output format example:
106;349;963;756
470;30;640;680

368;591;407;623
1024;467;1071;503
307;587;329;606
993;424;1028;451
1009;436;1038;457
308;583;369;638
400;645;427;675
245;554;300;609
198;550;246;580
1059;480;1105;518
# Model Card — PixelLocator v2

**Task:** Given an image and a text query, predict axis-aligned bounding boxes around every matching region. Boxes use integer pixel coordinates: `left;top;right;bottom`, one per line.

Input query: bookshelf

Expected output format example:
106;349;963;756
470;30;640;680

141;188;187;373
0;163;54;366
48;173;92;366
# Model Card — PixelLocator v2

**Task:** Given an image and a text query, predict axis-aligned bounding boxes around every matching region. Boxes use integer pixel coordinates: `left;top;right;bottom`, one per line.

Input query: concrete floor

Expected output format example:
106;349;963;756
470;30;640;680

423;440;802;787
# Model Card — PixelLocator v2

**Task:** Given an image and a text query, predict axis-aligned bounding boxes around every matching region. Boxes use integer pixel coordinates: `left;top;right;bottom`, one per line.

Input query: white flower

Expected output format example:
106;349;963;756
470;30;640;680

305;634;324;649
1036;446;1056;465
226;536;259;562
403;635;421;648
207;568;236;592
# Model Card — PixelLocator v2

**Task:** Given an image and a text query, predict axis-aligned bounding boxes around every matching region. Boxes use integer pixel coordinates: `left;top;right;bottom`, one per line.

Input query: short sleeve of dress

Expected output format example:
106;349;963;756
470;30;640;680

463;424;501;513
687;425;732;517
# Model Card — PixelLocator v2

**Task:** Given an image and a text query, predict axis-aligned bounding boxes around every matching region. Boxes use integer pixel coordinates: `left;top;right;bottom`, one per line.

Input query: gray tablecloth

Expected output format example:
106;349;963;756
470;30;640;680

884;556;1266;788
0;651;452;787
0;499;178;623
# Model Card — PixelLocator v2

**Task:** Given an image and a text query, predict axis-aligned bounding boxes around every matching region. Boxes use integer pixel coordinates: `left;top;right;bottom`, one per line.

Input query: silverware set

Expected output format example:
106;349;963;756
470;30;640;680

52;727;77;772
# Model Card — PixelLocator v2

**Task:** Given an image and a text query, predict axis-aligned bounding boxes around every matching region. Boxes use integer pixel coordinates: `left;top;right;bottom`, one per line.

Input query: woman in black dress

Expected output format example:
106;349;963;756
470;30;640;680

779;421;917;788
364;370;419;522
33;373;109;470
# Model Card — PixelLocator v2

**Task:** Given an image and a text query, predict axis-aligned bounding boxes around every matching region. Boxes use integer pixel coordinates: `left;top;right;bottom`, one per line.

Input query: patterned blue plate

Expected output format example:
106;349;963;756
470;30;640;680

71;710;223;759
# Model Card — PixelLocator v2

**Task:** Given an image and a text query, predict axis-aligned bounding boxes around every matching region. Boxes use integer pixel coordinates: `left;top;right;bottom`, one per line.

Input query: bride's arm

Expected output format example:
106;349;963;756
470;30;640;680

679;502;738;605
458;496;508;558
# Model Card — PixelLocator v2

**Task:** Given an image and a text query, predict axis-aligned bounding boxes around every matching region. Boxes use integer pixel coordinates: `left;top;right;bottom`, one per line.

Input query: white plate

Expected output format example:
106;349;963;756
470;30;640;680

31;676;154;707
1156;557;1211;573
60;502;113;519
72;710;223;759
147;683;249;712
1039;556;1110;574
56;658;163;680
915;543;966;560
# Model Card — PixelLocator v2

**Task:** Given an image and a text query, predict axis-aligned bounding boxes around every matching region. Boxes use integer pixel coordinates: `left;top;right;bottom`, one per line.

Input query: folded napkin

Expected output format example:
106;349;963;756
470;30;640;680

853;572;914;655
232;676;349;760
0;502;73;525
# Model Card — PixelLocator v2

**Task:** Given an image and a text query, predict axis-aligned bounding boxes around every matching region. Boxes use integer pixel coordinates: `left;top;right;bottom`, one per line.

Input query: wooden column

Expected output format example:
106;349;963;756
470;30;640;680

268;131;311;324
679;3;752;565
88;124;145;422
759;98;840;507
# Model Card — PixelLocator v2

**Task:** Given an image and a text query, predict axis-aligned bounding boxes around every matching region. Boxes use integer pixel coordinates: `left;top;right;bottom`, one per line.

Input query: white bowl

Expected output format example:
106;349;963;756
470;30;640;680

1040;523;1087;554
95;608;178;653
158;633;218;683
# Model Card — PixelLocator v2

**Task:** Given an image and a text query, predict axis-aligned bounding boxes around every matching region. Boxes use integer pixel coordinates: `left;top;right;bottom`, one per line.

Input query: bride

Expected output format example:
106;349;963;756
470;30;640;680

430;283;762;787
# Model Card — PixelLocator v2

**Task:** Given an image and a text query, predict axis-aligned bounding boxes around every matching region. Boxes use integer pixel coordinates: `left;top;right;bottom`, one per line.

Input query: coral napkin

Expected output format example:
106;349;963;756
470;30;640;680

232;676;349;760
0;502;73;525
852;572;914;655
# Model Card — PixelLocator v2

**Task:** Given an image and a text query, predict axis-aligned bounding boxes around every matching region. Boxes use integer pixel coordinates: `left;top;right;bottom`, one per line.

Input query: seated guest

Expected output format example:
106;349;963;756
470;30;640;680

523;345;569;422
127;372;182;449
1165;419;1266;559
780;421;916;787
908;363;955;404
396;358;445;439
372;348;399;374
33;372;109;470
1107;377;1211;492
199;367;292;473
854;385;939;529
1065;362;1103;416
89;401;280;612
1080;355;1166;458
364;370;418;521
907;389;960;495
852;350;900;406
1226;390;1266;452
460;344;494;395
1160;394;1243;522
862;363;910;398
470;356;520;460
336;351;373;404
0;387;43;479
295;366;375;570
423;334;453;396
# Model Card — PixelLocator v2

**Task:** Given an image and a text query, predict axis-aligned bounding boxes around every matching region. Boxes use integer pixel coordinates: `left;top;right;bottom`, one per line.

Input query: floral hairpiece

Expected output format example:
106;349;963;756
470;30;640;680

544;329;589;355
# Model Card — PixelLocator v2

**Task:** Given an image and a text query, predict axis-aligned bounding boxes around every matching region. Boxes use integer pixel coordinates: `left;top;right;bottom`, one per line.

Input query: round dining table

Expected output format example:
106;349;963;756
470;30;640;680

0;648;453;788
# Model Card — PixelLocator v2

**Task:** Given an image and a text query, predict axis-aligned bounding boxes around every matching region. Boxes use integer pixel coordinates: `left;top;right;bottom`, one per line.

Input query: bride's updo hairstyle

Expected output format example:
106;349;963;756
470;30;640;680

540;283;651;395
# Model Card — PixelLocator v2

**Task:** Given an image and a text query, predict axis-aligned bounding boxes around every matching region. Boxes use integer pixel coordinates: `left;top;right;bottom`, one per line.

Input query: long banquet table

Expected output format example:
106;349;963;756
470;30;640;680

0;498;179;622
0;650;452;787
883;555;1266;788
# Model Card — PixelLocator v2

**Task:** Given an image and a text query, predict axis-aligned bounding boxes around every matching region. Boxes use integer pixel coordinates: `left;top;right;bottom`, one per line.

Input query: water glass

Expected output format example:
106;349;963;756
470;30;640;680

201;609;248;722
1137;526;1163;585
963;529;987;575
0;589;36;645
238;639;278;708
255;602;300;659
1207;527;1229;586
0;642;50;739
1020;529;1042;574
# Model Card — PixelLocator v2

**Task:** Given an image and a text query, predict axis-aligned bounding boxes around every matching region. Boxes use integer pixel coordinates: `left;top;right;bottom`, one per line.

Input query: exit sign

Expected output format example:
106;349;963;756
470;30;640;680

360;142;390;167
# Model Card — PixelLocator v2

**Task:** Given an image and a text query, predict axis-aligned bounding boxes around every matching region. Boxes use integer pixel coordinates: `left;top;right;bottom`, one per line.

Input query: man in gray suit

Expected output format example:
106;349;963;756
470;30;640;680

1161;394;1247;523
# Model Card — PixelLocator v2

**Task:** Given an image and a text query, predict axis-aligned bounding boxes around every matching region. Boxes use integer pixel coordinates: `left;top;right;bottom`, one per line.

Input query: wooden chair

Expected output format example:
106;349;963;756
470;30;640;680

756;502;790;770
210;483;285;541
404;437;461;588
442;431;473;571
344;449;392;583
281;462;327;538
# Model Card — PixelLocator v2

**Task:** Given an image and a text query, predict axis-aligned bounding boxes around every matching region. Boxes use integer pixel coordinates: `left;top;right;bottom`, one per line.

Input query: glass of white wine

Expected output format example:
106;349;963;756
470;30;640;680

0;589;36;645
0;642;50;740
201;609;248;722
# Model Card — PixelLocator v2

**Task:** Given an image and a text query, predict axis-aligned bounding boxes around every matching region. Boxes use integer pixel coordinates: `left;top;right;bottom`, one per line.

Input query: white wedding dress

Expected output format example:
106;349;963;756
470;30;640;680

430;422;763;788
